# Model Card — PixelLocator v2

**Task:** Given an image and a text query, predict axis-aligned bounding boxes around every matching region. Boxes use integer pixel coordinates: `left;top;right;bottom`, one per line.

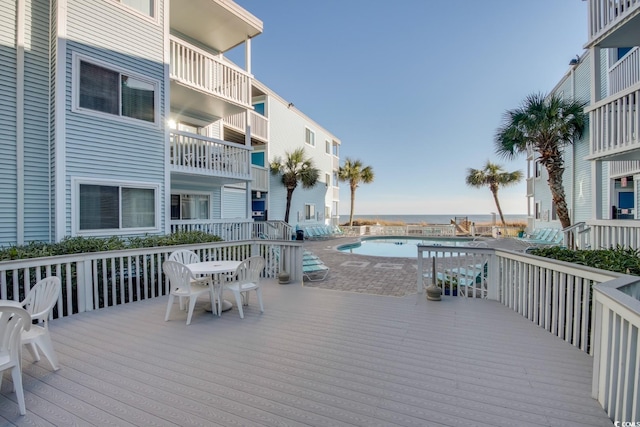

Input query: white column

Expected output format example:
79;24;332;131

590;46;602;104
54;0;68;241
16;0;25;245
592;160;603;219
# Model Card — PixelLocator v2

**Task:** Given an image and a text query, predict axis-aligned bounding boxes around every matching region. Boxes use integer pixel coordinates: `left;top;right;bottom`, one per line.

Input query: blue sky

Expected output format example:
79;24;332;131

229;1;588;216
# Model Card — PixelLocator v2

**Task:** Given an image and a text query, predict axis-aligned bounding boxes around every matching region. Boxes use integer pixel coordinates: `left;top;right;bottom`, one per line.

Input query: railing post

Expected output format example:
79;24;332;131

417;248;424;293
487;253;499;301
76;259;94;312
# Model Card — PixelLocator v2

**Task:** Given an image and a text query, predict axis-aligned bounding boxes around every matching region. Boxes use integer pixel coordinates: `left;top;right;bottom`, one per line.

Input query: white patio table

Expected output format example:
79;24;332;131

185;260;241;313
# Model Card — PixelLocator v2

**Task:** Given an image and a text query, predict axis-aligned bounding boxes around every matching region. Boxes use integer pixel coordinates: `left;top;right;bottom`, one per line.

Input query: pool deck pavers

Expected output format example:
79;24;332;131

301;236;525;296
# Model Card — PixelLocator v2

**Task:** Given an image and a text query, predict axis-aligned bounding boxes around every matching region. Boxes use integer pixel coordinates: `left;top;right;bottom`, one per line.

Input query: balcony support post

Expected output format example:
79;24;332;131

590;46;602;104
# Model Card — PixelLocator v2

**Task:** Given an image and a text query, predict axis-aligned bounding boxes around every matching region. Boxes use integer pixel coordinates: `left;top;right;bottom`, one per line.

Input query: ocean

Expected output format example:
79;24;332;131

348;214;528;225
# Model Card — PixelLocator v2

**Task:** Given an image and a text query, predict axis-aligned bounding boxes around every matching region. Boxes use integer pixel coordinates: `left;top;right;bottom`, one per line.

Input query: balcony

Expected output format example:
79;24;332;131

170;0;262;53
609;46;640;94
587;0;640;47
526;177;534;196
586;84;640;160
224;110;269;144
170;37;252;122
170;130;250;180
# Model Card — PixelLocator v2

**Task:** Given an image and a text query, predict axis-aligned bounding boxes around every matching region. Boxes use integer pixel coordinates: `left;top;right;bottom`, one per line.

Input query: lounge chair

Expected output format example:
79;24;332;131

434;262;488;298
303;250;330;282
303;263;330;281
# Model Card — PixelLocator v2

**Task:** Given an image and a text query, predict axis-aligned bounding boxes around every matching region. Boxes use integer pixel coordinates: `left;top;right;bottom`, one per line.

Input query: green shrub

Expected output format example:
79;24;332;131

529;245;640;276
0;231;223;261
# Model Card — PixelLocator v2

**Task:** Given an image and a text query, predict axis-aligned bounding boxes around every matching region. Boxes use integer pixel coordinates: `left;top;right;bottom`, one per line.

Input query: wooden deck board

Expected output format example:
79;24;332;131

0;281;613;426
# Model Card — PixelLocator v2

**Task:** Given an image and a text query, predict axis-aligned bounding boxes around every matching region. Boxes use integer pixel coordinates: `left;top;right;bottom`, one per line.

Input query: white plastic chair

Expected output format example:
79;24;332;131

223;256;265;319
0;306;31;415
163;260;215;325
20;276;61;370
168;250;213;310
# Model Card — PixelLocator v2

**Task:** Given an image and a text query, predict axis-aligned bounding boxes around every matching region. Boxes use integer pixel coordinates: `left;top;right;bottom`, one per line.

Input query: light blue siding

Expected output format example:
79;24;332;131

572;55;592;223
267;96;338;225
64;0;166;236
0;1;18;245
24;0;53;242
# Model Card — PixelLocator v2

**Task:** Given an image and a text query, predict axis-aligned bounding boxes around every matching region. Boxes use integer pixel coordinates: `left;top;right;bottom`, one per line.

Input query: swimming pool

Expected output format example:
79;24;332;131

337;236;473;258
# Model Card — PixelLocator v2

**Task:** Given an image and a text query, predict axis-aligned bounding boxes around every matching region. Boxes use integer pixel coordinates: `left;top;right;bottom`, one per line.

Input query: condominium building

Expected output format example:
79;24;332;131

1;0;340;247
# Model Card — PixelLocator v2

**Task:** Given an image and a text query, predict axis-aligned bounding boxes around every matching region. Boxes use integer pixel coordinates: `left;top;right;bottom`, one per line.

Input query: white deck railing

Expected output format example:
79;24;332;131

170;219;254;240
340;224;456;237
588;0;640;44
170;130;250;179
609;47;640;94
251;165;268;191
417;244;639;424
0;240;302;318
253;221;293;240
588;85;640;159
169;36;251;108
224;110;269;142
587;219;640;249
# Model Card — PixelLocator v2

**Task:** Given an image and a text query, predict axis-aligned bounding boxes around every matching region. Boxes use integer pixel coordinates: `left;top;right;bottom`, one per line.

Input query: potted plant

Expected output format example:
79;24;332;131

517;228;526;238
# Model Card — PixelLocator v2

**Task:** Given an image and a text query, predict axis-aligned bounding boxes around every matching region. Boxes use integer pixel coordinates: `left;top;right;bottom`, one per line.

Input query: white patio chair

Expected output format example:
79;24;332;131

223;256;265;319
0;306;31;415
20;276;61;370
168;249;213;310
163;260;215;325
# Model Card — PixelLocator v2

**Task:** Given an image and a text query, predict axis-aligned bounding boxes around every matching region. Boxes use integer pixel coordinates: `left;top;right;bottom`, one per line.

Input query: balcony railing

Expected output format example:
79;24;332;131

170;131;250;179
586;219;640;249
251;165;268;191
610;47;640;94
588;85;640;159
170;219;254;240
224;110;269;142
169;36;251;108
588;0;640;44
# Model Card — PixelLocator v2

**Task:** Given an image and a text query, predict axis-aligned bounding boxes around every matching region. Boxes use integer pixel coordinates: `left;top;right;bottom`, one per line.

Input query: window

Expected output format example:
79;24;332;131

171;194;209;220
326;173;331;187
305;204;315;221
114;0;155;17
77;58;157;124
305;128;315;146
535;202;541;220
617;47;633;61
551;202;557;221
535;161;542;178
325;140;331;154
78;183;156;231
332;141;339;157
333;171;339;187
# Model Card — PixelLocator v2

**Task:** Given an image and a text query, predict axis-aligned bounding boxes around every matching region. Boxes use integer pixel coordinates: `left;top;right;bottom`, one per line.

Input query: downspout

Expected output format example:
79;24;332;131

16;0;25;245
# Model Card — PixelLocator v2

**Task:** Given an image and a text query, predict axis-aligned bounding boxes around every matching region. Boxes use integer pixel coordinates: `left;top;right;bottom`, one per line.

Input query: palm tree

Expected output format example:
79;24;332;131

269;148;320;223
466;161;523;226
338;158;374;226
495;93;587;229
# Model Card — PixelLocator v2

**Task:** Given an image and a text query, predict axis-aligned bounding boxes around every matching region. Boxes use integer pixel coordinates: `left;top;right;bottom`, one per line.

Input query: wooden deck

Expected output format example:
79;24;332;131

1;281;612;426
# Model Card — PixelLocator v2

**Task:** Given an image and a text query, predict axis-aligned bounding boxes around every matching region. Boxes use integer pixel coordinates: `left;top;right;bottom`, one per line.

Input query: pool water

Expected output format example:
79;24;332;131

337;237;472;258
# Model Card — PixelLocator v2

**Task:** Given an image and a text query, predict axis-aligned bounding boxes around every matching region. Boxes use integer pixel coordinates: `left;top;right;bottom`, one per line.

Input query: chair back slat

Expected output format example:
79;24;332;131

163;260;195;294
169;250;201;265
